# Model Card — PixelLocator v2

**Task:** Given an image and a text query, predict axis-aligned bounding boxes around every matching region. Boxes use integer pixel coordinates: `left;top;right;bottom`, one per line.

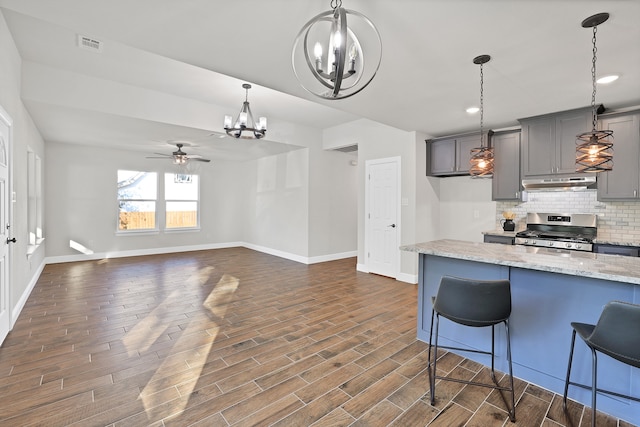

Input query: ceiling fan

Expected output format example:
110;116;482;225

146;143;211;165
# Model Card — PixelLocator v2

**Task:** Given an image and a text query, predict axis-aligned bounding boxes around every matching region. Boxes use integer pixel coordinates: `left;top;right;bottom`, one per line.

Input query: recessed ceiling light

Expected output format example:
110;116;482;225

597;74;619;84
466;107;480;114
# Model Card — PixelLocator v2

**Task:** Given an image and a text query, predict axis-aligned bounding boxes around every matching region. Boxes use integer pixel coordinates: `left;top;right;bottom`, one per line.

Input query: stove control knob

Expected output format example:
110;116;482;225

566;242;572;248
523;239;529;244
576;243;582;249
549;241;554;247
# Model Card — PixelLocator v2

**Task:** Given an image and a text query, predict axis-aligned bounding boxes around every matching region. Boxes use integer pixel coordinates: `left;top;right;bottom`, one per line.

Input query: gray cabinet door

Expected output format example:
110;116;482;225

556;110;592;174
597;113;640;200
521;116;555;176
456;134;481;173
429;139;456;175
492;131;521;200
521;107;595;177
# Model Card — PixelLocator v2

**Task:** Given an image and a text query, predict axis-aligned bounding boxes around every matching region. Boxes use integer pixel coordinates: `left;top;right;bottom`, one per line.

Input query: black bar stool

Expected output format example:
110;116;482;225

428;275;516;421
563;300;640;427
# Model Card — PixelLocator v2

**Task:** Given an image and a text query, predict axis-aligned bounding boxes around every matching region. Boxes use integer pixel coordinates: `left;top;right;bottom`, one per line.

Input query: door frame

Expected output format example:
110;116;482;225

364;156;401;278
0;103;13;344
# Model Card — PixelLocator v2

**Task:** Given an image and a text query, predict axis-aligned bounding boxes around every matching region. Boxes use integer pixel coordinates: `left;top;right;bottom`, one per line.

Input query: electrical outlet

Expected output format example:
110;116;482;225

473;210;480;219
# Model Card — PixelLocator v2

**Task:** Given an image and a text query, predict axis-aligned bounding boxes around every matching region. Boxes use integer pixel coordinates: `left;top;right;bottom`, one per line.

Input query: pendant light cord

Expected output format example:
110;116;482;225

480;62;484;147
590;26;598;130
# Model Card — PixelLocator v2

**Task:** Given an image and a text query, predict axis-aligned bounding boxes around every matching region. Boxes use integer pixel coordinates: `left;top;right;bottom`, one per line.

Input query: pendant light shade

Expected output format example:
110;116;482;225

469;54;494;178
576;13;614;173
291;0;382;100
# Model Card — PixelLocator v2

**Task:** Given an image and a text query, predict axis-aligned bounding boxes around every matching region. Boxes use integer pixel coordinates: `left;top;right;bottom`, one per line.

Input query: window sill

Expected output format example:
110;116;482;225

164;227;201;234
116;229;160;236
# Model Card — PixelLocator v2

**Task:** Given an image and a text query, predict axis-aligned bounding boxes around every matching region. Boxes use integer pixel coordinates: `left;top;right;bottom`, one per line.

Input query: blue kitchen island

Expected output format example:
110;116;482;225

401;239;640;425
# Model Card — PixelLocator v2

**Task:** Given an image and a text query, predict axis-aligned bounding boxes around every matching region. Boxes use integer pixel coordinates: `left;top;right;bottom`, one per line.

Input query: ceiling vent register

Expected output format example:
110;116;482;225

77;34;103;53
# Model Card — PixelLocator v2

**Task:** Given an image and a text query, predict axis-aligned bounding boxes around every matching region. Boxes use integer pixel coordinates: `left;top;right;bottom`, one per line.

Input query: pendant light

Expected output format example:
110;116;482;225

291;0;382;100
469;54;494;178
224;84;267;139
576;13;613;173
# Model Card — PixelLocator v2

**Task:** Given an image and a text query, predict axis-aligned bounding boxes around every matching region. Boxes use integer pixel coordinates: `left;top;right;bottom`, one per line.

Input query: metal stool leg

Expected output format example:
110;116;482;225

590;348;598;427
427;308;437;404
505;319;516;422
563;329;577;409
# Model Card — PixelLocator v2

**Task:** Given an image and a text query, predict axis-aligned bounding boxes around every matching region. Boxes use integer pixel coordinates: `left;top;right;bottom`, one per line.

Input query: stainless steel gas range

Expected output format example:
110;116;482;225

514;212;597;252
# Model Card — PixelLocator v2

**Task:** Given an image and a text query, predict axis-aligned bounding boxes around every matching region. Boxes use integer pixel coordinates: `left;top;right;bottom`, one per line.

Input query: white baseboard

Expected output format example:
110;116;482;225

45;242;357;266
44;242;244;264
307;250;357;264
12;258;46;328
356;263;369;273
396;272;418;284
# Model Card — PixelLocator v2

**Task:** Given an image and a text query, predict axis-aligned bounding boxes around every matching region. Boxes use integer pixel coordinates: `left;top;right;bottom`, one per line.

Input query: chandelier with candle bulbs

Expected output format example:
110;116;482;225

292;0;382;100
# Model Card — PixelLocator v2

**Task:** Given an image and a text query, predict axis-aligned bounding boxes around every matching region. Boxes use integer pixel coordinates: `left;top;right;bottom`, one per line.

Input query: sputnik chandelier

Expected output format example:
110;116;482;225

469;55;494;178
576;12;613;173
224;83;267;139
291;0;382;100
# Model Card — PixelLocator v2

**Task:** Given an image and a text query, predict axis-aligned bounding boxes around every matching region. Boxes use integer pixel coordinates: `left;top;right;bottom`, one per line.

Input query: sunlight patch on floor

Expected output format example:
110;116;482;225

137;271;239;419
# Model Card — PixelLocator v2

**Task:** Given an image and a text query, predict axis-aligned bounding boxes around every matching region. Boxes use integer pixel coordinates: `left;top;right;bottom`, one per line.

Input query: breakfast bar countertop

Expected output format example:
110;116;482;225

400;239;640;285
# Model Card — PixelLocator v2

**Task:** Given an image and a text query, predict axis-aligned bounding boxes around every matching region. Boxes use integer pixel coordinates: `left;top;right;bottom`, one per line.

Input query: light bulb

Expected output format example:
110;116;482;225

334;32;342;49
239;112;247;127
224;115;232;129
349;43;358;60
314;42;323;60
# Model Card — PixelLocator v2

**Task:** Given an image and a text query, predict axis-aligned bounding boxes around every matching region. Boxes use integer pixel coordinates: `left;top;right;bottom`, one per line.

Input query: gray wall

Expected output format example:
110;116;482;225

0;11;46;315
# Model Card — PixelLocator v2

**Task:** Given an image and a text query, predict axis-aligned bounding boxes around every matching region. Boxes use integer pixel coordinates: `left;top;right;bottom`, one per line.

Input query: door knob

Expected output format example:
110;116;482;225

6;237;16;244
388;224;396;228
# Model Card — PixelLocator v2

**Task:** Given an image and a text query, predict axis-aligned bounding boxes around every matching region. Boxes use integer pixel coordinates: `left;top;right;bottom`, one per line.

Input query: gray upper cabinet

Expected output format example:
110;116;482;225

597;111;640;200
492;130;521;200
427;132;490;176
520;106;600;177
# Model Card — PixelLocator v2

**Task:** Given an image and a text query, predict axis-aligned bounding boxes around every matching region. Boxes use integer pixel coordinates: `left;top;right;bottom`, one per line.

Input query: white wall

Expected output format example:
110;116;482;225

0;11;46;316
44;142;249;257
438;176;496;242
44;125;358;263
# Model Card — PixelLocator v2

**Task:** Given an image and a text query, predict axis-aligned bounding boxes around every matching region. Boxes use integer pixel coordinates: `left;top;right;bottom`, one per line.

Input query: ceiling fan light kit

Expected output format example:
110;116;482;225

224;83;267;139
576;12;614;173
291;0;382;100
147;143;211;165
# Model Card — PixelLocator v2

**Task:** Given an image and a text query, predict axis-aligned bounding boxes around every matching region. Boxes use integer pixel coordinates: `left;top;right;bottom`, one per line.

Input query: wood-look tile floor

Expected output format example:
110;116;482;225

0;248;636;426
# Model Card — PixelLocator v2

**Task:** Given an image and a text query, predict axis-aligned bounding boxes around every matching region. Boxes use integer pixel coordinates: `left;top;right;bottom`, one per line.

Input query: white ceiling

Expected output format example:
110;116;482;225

1;0;639;161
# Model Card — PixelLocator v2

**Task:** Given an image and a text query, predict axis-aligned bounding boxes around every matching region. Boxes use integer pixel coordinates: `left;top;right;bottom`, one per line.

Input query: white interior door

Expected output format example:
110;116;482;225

0;108;12;344
367;158;400;278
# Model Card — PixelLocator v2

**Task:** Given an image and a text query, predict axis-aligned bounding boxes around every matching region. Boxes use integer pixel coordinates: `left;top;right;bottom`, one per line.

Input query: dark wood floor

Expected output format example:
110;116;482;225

0;248;635;426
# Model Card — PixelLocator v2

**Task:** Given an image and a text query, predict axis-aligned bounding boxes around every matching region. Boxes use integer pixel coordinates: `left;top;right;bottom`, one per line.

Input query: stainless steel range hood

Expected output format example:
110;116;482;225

522;176;596;192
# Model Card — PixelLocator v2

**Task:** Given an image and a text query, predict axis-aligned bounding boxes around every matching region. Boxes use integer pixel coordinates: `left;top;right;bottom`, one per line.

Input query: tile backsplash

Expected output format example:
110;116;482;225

496;190;640;241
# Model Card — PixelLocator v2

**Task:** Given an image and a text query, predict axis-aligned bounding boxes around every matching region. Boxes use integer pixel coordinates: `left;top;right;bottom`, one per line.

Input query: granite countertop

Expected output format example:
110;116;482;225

401;239;640;285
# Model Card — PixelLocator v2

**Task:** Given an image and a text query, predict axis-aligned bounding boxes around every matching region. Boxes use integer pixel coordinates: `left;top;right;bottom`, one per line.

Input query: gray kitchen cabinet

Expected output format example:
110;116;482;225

520;106;601;177
492;130;521;200
483;234;514;245
427;131;491;176
593;244;640;257
597;111;640;200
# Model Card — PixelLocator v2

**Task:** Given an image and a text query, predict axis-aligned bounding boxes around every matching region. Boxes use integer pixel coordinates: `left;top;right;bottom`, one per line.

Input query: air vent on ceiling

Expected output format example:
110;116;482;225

333;144;358;153
77;34;103;53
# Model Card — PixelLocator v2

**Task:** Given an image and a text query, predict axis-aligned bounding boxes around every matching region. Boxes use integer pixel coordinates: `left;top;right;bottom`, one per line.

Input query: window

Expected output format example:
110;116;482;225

117;171;200;232
117;170;157;231
165;173;199;229
27;148;43;254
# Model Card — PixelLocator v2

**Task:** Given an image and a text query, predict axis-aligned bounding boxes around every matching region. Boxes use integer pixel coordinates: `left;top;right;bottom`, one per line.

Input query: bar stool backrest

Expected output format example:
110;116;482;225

434;275;511;327
588;300;640;368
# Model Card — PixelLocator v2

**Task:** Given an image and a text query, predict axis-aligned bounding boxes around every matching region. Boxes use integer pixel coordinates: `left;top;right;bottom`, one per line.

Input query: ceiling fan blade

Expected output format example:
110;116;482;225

192;158;211;162
146;156;172;159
